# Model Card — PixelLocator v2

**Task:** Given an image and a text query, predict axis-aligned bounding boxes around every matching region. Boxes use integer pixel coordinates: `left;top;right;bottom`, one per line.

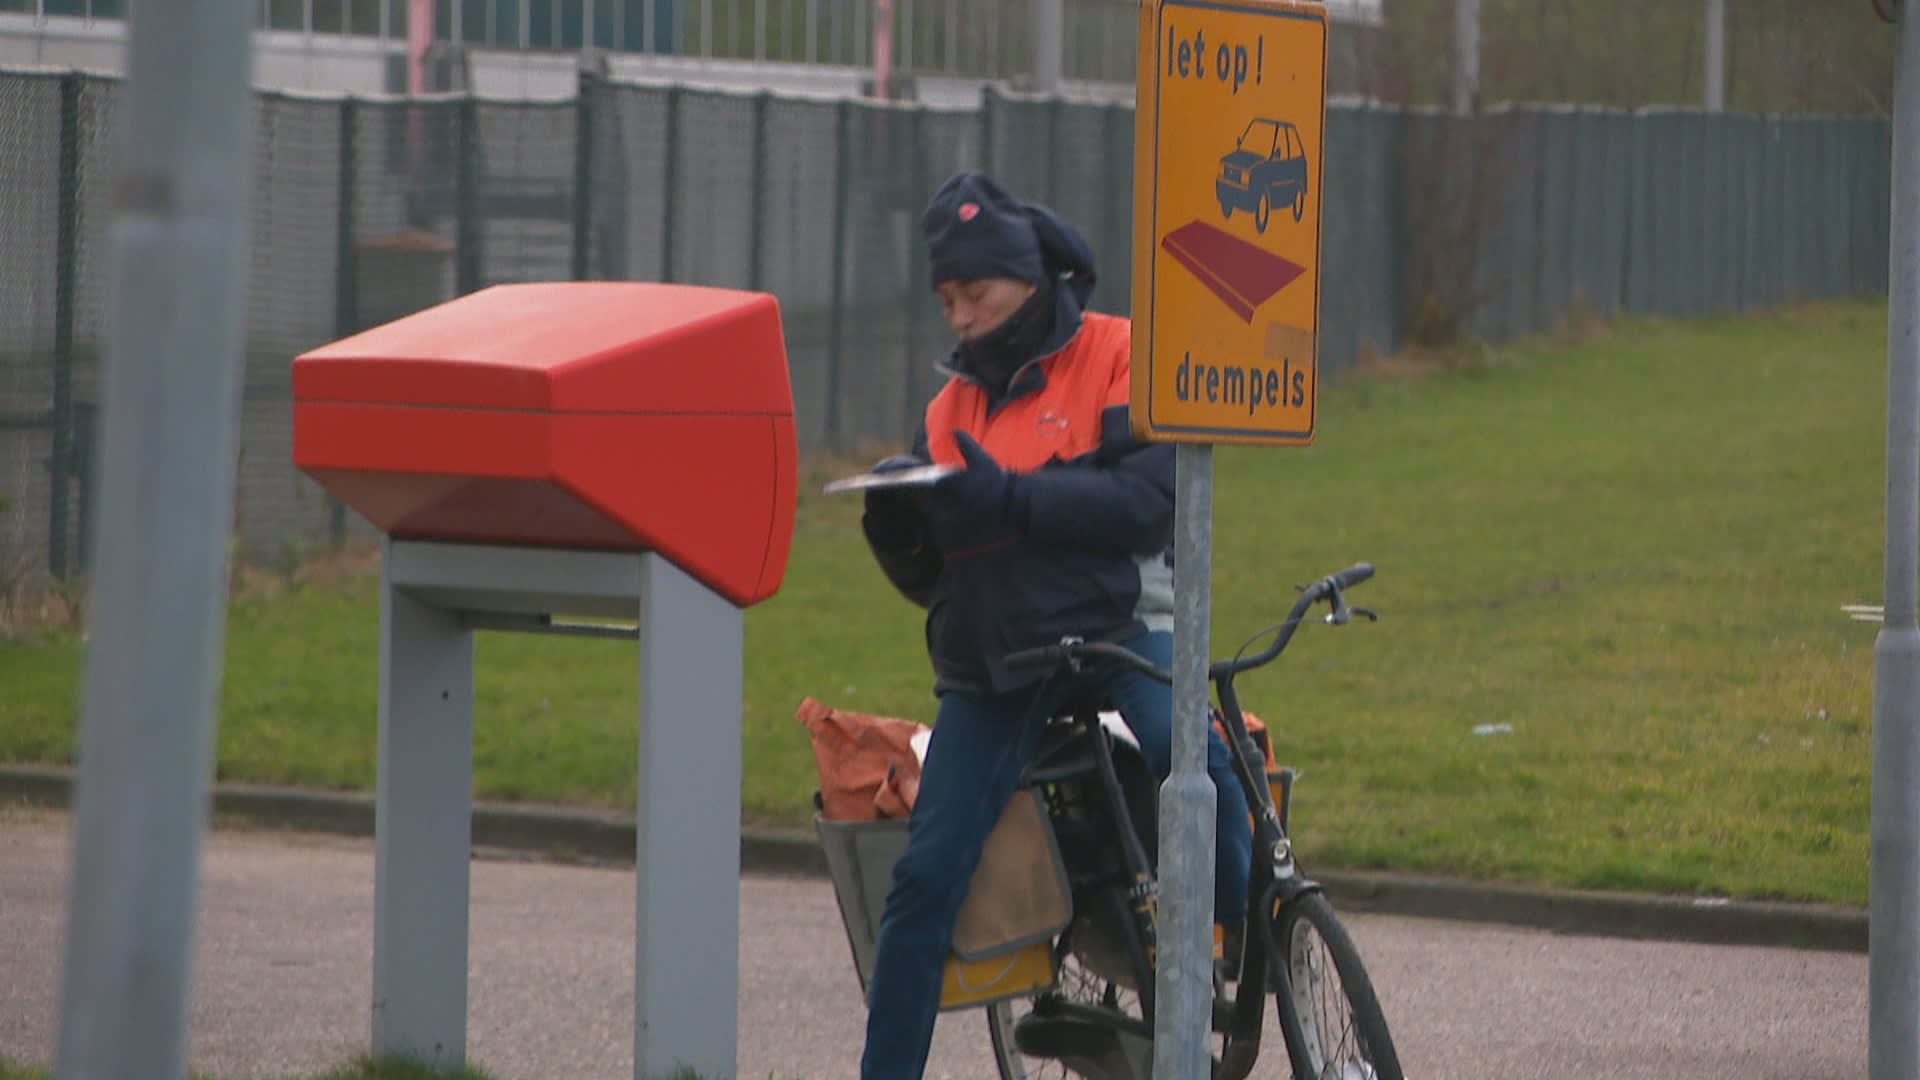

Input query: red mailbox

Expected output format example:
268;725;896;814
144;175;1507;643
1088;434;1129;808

289;281;797;1078
292;281;797;607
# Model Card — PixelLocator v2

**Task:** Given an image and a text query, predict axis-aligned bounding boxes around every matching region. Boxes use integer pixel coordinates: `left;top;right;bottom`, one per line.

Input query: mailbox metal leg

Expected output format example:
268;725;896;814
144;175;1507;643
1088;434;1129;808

635;553;743;1080
372;549;476;1070
367;541;744;1079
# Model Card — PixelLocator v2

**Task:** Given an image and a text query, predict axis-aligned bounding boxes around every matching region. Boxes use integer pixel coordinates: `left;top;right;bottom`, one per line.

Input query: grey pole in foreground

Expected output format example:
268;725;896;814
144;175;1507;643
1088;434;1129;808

1033;0;1063;97
1874;9;1920;1080
52;1;254;1079
1155;443;1217;1080
1703;0;1725;111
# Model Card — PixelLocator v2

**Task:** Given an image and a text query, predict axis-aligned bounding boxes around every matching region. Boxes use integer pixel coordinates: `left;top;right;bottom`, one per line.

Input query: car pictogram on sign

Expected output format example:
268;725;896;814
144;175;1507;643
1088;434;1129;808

1215;117;1309;233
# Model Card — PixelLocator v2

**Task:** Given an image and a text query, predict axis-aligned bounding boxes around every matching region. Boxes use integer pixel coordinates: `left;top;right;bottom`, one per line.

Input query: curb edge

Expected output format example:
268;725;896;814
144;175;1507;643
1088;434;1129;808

0;764;1865;953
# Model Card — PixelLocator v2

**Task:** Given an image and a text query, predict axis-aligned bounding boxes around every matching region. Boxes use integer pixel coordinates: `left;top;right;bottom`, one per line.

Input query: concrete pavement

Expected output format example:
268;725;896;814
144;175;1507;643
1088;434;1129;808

0;806;1869;1080
0;764;1870;953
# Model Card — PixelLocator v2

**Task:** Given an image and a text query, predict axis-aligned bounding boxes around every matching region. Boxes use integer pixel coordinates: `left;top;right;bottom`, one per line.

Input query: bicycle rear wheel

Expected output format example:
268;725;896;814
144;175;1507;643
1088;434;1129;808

1272;892;1403;1080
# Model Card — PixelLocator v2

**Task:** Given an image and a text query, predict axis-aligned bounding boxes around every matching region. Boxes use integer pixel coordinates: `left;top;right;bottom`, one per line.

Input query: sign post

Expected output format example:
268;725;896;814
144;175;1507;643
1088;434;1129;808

1873;8;1920;1080
1132;2;1326;1076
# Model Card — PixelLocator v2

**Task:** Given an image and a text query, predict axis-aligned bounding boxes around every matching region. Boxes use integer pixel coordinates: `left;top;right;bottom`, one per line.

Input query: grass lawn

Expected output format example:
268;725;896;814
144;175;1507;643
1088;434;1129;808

0;299;1885;906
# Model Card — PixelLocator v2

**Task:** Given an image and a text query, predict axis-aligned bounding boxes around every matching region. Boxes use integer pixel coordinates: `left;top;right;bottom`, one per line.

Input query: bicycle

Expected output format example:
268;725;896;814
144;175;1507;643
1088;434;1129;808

980;562;1402;1080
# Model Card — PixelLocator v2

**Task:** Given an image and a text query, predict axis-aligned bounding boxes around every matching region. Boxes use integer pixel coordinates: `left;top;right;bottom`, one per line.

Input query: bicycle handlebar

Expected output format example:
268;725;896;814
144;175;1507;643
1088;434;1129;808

1325;562;1376;594
1001;561;1377;686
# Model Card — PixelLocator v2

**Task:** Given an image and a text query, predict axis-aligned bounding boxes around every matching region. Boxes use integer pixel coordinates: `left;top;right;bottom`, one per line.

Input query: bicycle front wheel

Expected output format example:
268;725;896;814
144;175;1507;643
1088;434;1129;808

1272;891;1403;1080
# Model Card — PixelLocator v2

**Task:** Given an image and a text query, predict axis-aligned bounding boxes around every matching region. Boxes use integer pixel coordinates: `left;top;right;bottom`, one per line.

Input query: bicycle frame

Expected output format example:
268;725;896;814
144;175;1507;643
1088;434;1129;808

1003;562;1379;1080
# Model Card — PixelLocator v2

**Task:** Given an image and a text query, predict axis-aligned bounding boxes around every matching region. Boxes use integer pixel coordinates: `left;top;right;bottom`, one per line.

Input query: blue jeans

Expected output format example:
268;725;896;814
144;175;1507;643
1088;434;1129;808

858;630;1252;1080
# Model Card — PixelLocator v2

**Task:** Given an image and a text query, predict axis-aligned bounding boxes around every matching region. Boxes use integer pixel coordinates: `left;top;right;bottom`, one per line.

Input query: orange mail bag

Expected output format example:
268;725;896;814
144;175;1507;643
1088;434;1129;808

795;697;926;821
798;697;1073;1004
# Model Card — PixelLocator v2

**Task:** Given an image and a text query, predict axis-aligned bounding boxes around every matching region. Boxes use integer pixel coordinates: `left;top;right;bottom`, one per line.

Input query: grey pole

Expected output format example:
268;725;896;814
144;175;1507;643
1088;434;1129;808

1033;0;1063;96
51;0;254;1078
1452;0;1479;115
1875;10;1920;1080
1704;0;1725;111
1155;442;1216;1080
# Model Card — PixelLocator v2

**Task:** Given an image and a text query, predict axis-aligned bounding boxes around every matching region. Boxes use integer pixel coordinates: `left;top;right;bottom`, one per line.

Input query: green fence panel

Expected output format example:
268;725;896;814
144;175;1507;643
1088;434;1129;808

0;67;1901;586
671;89;760;291
1474;108;1542;343
1320;103;1404;368
1574;107;1633;319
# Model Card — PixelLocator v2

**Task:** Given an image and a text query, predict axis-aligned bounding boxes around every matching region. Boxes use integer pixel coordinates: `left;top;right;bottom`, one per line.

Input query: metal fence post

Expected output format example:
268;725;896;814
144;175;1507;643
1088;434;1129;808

749;90;770;292
981;83;997;176
335;98;360;339
1044;95;1063;208
455;94;482;294
573;70;597;281
825;98;852;448
661;86;681;282
49;72;82;581
903;102;928;438
1102;101;1129;307
330;94;359;546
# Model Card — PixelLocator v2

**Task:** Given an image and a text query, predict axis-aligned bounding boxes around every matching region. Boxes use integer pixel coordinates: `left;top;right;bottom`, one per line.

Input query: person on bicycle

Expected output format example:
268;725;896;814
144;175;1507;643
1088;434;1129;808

856;170;1253;1080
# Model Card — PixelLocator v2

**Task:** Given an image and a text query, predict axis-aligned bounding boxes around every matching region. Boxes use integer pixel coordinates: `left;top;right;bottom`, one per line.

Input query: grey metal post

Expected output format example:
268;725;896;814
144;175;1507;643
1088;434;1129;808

573;69;597;281
51;0;254;1078
371;542;477;1069
634;553;744;1080
1704;0;1725;112
455;96;483;294
1873;11;1920;1080
825;99;852;448
1155;443;1216;1080
904;103;929;436
48;72;80;580
1033;0;1063;96
1452;0;1479;115
749;91;770;292
660;86;681;282
330;96;358;546
981;84;998;178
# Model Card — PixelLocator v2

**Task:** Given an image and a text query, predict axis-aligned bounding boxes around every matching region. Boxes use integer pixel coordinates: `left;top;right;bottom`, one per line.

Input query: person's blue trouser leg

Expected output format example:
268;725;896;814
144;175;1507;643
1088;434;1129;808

859;679;1054;1080
1108;630;1252;928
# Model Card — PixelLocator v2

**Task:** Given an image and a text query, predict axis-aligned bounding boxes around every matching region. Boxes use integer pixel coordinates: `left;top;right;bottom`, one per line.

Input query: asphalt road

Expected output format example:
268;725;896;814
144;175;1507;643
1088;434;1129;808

0;813;1867;1080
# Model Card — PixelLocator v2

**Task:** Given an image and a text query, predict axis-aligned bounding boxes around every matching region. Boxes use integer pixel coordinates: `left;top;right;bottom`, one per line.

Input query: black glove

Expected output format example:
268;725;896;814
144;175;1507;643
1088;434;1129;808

925;432;1031;551
935;432;1030;528
862;453;931;549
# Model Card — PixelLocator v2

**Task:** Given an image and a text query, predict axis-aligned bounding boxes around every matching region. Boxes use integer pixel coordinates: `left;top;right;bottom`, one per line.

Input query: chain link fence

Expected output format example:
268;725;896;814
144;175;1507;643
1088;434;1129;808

0;65;1892;600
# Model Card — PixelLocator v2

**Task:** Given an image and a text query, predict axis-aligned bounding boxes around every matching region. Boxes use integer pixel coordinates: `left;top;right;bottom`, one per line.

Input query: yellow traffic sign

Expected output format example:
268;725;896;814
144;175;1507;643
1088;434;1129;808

1130;0;1326;445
